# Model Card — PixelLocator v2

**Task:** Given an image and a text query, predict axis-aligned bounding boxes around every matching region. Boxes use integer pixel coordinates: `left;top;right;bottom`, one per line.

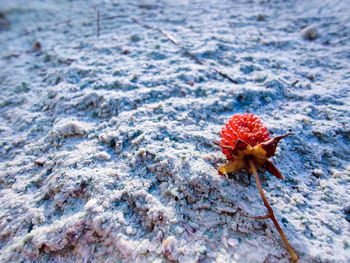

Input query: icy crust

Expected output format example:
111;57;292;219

1;0;350;262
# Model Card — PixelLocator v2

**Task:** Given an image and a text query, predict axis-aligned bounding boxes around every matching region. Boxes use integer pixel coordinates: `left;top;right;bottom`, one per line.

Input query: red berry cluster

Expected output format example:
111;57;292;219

220;113;270;160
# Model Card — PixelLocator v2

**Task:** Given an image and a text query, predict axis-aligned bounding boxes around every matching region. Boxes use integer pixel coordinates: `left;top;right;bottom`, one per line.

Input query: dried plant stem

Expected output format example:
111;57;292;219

249;159;299;262
132;17;238;84
96;9;100;38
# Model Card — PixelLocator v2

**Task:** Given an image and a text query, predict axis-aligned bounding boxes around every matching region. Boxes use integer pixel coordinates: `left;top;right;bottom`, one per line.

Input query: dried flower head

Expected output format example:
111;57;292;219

215;113;298;262
217;113;292;179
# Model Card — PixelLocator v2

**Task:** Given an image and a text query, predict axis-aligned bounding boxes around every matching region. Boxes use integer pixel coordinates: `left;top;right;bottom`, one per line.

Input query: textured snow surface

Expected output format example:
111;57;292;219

0;0;350;262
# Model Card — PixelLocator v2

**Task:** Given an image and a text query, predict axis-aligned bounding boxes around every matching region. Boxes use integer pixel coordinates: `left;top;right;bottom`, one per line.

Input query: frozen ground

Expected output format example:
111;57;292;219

0;0;350;262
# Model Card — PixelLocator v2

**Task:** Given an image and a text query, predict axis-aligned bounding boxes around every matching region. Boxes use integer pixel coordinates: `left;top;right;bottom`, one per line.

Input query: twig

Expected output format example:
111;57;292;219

183;225;218;261
249;159;299;262
240;212;270;220
132;17;238;84
0;19;72;44
96;9;100;38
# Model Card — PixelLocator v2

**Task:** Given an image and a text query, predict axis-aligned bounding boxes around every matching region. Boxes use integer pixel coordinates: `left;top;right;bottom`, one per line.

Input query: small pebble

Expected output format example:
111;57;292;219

126;226;133;235
130;34;140;41
257;14;265;21
34;157;46;166
33;41;41;51
227;238;239;248
301;25;318;40
115;140;123;154
58;121;88;137
95;152;111;161
198;245;206;254
102;200;110;208
162;235;177;248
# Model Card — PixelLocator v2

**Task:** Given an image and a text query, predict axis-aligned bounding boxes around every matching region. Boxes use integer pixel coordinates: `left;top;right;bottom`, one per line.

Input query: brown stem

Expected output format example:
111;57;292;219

249;159;299;262
132;17;238;84
96;9;100;38
241;212;270;220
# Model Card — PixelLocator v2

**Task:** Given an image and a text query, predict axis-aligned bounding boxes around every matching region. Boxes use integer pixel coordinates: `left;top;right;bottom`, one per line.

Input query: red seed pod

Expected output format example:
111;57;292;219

215;113;293;177
220;113;270;160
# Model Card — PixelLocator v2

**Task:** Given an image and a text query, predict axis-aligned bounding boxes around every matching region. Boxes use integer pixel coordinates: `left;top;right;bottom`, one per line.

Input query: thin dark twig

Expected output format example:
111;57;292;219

240;212;270;220
183;225;218;261
0;19;72;43
132;17;238;84
96;9;100;38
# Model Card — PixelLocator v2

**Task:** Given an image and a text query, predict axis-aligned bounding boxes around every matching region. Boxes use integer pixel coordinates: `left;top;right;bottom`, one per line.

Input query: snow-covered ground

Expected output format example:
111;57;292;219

0;0;349;262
